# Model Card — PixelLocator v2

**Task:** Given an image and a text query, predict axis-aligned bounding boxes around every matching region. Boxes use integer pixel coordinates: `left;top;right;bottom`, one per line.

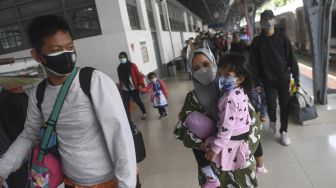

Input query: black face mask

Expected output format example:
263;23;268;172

41;50;77;76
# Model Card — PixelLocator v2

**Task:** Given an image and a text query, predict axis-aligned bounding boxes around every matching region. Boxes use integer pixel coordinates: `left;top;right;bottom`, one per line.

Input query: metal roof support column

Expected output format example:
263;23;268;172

162;0;176;72
248;3;257;39
303;0;334;104
243;0;251;36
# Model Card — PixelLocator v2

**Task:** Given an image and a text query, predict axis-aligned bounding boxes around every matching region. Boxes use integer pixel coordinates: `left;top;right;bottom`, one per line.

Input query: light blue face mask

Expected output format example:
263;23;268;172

218;76;238;93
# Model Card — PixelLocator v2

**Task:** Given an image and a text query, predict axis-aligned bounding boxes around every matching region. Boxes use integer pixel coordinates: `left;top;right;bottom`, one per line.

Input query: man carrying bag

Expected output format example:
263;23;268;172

250;10;300;146
0;15;136;188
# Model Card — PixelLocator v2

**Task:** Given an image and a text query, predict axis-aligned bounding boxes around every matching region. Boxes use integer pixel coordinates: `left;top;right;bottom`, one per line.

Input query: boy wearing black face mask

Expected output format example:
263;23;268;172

0;15;136;188
250;10;300;146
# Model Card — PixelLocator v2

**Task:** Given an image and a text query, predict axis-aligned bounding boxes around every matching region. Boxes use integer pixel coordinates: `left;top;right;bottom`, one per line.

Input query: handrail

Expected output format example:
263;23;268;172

0;56;35;65
15;56;34;62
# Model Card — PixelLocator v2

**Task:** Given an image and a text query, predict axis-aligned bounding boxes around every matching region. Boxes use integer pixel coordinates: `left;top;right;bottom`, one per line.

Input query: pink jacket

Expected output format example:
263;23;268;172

210;87;251;171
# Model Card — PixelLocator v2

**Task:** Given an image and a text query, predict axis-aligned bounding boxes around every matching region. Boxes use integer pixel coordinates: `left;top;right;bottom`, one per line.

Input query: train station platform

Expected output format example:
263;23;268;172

132;59;336;188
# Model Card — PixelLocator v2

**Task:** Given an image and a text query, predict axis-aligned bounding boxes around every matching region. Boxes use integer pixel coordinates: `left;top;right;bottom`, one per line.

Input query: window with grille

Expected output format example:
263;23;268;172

126;0;141;30
0;0;101;54
148;11;156;31
167;2;185;32
0;24;23;50
68;7;101;39
127;4;141;30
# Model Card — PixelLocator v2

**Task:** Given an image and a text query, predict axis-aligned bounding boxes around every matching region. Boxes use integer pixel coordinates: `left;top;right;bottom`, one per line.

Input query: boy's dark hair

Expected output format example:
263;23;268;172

147;72;157;80
218;52;254;97
27;15;72;51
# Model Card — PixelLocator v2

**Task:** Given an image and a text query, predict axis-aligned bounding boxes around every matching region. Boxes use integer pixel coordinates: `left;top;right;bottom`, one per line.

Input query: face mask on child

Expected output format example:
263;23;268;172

218;76;239;93
151;78;157;83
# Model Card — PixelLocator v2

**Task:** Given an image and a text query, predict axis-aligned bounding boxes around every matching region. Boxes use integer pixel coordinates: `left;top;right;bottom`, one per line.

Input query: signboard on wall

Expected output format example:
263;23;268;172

140;39;149;63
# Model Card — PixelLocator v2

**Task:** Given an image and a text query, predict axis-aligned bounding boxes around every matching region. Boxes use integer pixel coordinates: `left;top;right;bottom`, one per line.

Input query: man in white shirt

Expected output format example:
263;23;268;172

0;15;136;188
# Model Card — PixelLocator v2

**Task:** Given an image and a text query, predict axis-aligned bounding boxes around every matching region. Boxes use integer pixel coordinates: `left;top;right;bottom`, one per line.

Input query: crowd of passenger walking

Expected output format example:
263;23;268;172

0;10;300;188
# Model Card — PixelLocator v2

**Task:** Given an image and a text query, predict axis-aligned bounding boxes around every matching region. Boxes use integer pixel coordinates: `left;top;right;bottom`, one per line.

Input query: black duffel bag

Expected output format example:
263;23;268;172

289;88;318;122
133;129;146;163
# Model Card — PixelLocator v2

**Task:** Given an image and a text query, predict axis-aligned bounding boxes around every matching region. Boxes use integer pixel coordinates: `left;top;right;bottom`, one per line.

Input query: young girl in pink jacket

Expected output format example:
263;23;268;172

204;53;253;171
142;72;168;118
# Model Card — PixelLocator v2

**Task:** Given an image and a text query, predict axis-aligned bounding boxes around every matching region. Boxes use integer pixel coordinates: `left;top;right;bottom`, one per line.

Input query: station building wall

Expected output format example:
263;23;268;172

0;0;202;80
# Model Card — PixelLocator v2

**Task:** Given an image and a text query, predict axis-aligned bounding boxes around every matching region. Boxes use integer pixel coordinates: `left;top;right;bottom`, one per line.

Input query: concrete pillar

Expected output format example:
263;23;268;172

189;15;194;32
136;0;150;30
183;11;189;32
161;0;176;60
160;0;169;31
152;0;167;76
152;0;162;31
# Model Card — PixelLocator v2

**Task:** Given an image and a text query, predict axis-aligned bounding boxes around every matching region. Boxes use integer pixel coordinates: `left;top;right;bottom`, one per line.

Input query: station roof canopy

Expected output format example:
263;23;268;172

176;0;270;28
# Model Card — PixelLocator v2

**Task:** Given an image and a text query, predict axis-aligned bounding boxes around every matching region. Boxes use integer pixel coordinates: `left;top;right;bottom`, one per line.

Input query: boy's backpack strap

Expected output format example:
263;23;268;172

79;67;95;103
39;67;79;162
36;79;48;112
36;67;96;112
